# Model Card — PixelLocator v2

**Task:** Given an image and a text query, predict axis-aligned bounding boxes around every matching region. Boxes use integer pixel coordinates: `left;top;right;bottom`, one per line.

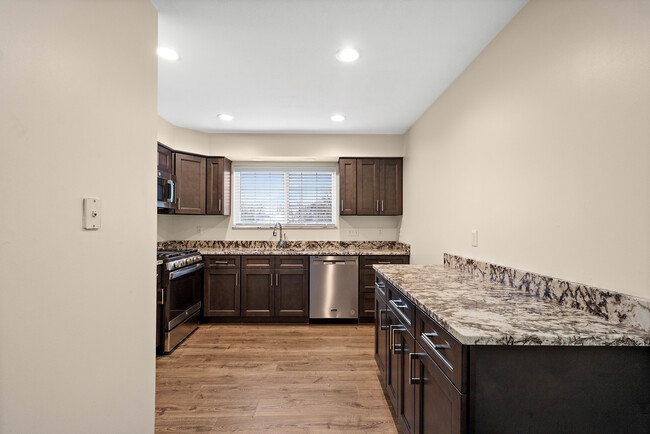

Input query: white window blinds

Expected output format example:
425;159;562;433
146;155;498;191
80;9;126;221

233;166;336;227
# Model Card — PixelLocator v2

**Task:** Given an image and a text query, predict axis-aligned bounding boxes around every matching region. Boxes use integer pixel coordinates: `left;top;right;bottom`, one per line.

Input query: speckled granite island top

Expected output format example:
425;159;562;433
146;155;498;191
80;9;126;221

158;240;410;256
374;264;650;346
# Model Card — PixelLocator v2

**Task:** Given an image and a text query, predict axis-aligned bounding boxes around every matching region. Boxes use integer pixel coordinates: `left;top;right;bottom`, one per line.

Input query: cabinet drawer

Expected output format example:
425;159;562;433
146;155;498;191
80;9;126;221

387;283;415;336
242;256;274;268
359;292;375;318
375;274;387;300
360;255;409;268
359;268;376;292
276;255;308;269
415;308;467;393
204;255;240;268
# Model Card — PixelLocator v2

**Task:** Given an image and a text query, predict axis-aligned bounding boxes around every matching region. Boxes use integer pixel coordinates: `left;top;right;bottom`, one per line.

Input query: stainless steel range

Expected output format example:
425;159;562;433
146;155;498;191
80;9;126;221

157;249;203;353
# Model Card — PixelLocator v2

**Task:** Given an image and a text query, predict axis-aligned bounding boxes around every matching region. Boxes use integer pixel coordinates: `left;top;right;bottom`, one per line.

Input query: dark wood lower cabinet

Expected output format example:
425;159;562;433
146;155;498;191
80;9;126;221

275;269;308;316
413;342;465;434
374;292;388;381
399;333;416;434
203;269;240;317
241;270;274;317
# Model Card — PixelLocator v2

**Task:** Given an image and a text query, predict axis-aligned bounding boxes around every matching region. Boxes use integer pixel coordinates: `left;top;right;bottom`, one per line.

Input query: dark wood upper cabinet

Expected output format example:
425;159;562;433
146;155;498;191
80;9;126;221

339;157;403;216
379;159;403;215
206;157;232;216
174;152;206;214
157;143;173;176
339;158;357;215
357;159;381;215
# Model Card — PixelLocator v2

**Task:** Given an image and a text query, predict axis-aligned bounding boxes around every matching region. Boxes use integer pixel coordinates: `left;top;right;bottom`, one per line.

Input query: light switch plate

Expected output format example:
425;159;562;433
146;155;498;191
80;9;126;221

83;198;101;230
471;229;478;247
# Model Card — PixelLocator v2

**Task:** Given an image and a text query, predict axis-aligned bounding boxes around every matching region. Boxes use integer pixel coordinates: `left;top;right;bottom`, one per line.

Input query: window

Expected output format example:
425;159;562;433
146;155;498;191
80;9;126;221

233;166;337;227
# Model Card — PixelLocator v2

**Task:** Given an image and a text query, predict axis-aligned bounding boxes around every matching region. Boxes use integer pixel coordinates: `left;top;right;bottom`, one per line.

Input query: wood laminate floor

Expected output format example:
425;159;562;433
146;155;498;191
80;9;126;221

156;324;400;433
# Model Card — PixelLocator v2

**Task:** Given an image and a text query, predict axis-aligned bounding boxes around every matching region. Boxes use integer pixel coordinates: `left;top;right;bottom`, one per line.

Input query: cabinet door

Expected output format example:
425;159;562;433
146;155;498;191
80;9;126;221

206;157;224;215
375;293;388;382
339;158;357;215
356;159;380;215
157;143;173;176
174;152;206;214
399;333;416;434
274;269;308;317
386;310;401;409
206;157;231;216
379;158;402;215
414;342;466;434
241;270;274;316
204;269;240;317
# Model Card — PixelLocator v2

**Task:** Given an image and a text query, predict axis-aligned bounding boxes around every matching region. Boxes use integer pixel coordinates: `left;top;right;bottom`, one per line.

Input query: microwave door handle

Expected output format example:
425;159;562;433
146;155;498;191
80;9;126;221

167;178;175;202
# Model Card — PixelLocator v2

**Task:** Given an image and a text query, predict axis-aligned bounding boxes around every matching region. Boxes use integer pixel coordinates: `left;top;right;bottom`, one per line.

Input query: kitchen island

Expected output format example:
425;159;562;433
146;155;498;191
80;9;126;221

373;257;649;433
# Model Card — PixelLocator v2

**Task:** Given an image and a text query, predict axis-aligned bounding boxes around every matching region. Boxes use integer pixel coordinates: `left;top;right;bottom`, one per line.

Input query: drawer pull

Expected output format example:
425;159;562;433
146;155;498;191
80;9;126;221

389;324;405;353
211;261;229;264
388;299;412;326
420;332;453;371
409;352;424;385
377;261;391;264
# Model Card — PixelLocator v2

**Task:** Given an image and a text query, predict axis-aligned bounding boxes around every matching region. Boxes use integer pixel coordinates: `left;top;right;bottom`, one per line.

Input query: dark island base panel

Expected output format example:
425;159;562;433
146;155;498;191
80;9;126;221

468;345;650;433
444;253;650;332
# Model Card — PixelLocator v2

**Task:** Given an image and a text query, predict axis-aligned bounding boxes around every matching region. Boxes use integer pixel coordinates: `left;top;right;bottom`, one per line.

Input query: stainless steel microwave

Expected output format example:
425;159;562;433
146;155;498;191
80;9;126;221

157;171;177;210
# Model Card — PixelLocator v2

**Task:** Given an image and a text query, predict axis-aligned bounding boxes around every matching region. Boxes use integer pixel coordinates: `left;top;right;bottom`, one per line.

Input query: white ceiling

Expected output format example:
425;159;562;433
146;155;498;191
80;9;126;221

152;0;527;134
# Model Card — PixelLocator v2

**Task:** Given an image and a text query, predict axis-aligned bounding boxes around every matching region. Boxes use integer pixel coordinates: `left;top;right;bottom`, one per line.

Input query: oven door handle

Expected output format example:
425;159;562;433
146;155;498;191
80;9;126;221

169;262;204;280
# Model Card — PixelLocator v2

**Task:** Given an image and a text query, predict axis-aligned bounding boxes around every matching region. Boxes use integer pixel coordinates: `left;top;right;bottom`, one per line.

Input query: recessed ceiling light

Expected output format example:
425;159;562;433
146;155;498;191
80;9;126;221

336;47;359;62
331;114;345;122
218;114;234;121
157;47;179;61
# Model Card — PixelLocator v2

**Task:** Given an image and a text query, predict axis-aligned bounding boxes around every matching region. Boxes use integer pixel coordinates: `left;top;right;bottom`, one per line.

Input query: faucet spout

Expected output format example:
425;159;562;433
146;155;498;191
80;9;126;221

273;222;285;247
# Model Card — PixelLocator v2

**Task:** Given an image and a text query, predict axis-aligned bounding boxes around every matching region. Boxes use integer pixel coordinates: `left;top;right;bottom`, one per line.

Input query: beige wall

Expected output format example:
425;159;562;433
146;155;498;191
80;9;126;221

157;119;404;241
0;1;158;432
401;0;650;298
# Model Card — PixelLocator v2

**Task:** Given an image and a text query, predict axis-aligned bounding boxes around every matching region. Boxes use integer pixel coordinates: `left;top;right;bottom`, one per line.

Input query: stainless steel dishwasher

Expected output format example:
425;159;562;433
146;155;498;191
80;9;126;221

309;256;359;319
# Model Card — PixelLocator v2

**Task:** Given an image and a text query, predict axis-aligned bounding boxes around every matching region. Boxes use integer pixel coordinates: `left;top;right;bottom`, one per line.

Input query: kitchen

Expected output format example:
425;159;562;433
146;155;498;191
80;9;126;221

1;0;649;433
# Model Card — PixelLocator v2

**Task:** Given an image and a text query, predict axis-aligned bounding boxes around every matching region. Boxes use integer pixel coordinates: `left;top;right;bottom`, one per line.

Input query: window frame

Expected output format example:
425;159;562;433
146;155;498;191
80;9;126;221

232;163;338;229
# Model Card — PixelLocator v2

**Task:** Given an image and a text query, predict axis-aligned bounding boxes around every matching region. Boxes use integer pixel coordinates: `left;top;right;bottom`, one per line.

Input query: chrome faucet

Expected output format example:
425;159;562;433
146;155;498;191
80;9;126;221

273;222;286;247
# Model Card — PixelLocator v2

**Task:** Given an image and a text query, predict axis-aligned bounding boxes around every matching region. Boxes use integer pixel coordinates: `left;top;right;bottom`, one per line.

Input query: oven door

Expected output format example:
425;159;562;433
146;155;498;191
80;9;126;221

164;263;203;330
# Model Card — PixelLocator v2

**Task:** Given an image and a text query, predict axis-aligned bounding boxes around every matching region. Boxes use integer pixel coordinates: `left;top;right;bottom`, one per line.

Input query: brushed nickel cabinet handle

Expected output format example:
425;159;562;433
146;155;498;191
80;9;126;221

276;273;279;286
381;200;384;212
409;353;424;385
376;200;379;212
378;308;388;330
341;199;343;210
235;272;238;287
218;199;221;211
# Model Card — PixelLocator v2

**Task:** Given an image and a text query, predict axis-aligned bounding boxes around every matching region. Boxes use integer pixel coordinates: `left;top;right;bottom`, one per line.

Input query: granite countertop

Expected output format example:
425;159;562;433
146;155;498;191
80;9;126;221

374;264;650;346
159;241;410;257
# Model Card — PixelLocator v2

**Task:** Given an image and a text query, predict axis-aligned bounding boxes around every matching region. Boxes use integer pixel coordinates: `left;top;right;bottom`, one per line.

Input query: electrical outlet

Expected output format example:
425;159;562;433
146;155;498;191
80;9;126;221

378;228;383;236
347;228;359;237
472;229;478;247
197;226;204;234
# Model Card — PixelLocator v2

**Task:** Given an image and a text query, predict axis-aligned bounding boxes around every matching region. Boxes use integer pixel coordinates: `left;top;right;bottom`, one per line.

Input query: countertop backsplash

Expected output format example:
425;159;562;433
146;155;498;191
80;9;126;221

444;253;650;332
